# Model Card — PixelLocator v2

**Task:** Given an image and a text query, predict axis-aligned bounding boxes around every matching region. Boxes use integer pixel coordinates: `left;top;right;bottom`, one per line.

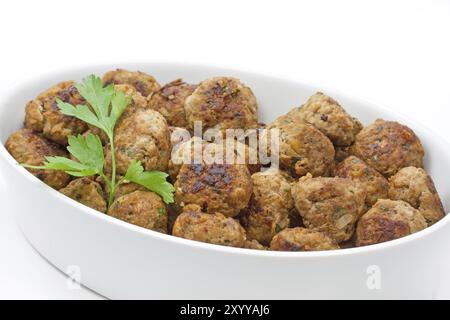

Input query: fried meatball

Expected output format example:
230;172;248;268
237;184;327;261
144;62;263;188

388;167;445;226
291;175;366;243
262;117;335;177
24;81;88;145
270;228;339;251
336;156;389;210
184;77;258;131
112;108;171;175
292;92;363;146
168;136;208;181
59;178;106;213
148;79;197;127
5;128;70;189
172;209;246;248
356;199;427;247
102;69;160;97
243;239;267;250
352;119;424;177
175;163;252;218
240;169;294;245
108;191;167;233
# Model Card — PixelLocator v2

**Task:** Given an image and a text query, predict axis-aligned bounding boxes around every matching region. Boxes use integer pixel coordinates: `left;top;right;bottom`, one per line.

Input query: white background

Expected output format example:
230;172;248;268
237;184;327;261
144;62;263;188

0;0;449;299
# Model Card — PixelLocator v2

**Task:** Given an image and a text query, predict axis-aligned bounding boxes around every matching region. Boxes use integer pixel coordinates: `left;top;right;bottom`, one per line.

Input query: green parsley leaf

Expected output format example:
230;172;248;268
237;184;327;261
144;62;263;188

67;133;104;174
124;160;175;204
75;74;114;119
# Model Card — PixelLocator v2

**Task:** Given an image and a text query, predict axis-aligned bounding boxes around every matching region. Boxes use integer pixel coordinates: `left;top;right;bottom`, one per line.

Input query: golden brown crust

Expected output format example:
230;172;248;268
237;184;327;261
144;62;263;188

352;119;424;177
388;167;445;226
356;199;427;246
59;178;107;213
270;227;339;251
102;69;160;97
243;239;267;250
108;191;167;233
5;128;71;189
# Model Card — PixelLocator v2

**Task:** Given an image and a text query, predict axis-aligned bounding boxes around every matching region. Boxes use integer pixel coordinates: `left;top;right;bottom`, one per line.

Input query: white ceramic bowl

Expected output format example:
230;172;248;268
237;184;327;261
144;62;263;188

0;63;449;299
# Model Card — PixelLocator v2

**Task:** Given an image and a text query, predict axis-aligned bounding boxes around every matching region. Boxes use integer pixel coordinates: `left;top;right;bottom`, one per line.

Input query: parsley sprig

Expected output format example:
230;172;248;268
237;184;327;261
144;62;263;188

22;75;175;208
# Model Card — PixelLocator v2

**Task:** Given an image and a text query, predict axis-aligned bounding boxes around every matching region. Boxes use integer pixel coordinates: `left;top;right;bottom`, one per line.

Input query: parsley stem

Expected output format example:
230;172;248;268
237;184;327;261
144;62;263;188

107;132;117;209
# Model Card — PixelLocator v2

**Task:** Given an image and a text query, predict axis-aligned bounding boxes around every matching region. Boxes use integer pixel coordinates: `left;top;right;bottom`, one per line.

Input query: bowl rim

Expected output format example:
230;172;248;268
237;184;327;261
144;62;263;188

1;61;449;259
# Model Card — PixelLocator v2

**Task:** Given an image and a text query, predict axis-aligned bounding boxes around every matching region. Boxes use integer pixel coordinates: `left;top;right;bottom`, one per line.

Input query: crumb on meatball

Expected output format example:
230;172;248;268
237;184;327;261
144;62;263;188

102;69;160;97
336;156;389;210
291;175;366;243
108;190;168;233
352;119;424;177
5;128;71;189
59;177;106;213
148;79;197;127
270;228;339;251
356;199;427;247
184;77;258;131
389;167;445;226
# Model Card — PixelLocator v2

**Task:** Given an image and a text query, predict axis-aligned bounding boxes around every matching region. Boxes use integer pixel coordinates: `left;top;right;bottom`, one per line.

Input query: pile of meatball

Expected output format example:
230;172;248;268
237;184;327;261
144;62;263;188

5;69;446;252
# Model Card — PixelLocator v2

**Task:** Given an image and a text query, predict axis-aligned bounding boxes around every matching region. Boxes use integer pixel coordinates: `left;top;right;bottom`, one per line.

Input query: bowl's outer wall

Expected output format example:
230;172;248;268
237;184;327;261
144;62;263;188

1;63;450;299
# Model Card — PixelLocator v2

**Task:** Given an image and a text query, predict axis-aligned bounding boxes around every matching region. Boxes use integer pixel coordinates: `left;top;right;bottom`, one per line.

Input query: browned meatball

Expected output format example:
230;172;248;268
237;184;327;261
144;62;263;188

102;69;160;97
24;81;88;145
168;136;207;181
172;208;246;248
356;199;427;247
292;92;363;146
240;169;294;245
291;175;366;243
5;128;70;189
336;156;389;210
352;119;424;177
243;239;267;250
59;178;107;213
148;79;197;127
184;77;258;131
108;191;167;233
389;167;445;226
175;163;252;218
270;228;339;251
262;116;335;177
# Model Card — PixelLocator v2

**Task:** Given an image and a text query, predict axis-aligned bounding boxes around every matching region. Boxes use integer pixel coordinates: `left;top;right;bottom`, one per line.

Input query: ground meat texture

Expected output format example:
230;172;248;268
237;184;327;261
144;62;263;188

148;79;197;127
356;199;427;247
336;156;389;210
335;145;353;164
168;137;208;181
24;81;88;145
102;69;160;97
388;167;445;226
263;118;335;177
113;108;171;175
291;175;366;243
59;178;107;213
240;169;294;246
243;239;267;250
5;128;70;189
175;163;252;218
292;92;363;146
270;228;339;251
352;119;424;177
172;210;246;247
108;191;167;233
184;77;258;131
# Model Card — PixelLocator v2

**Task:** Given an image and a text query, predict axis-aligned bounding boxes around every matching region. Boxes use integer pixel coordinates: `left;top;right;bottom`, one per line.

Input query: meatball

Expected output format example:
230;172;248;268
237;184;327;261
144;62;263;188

168;136;208;181
172;208;246;248
24;81;88;145
243;239;267;250
108;191;167;233
356;199;427;247
112;108;171;175
262;116;335;177
291;175;366;243
5;128;70;189
148;79;197;127
270;228;339;251
388;167;445;226
240;169;294;245
336;156;389;209
59;178;106;213
292;92;363;146
352;119;424;177
335;145;353;164
184;77;258;131
102;69;160;97
175;163;252;218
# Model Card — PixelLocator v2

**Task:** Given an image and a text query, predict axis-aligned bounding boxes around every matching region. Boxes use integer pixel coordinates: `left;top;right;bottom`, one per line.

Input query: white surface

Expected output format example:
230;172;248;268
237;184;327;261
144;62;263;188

0;0;449;299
